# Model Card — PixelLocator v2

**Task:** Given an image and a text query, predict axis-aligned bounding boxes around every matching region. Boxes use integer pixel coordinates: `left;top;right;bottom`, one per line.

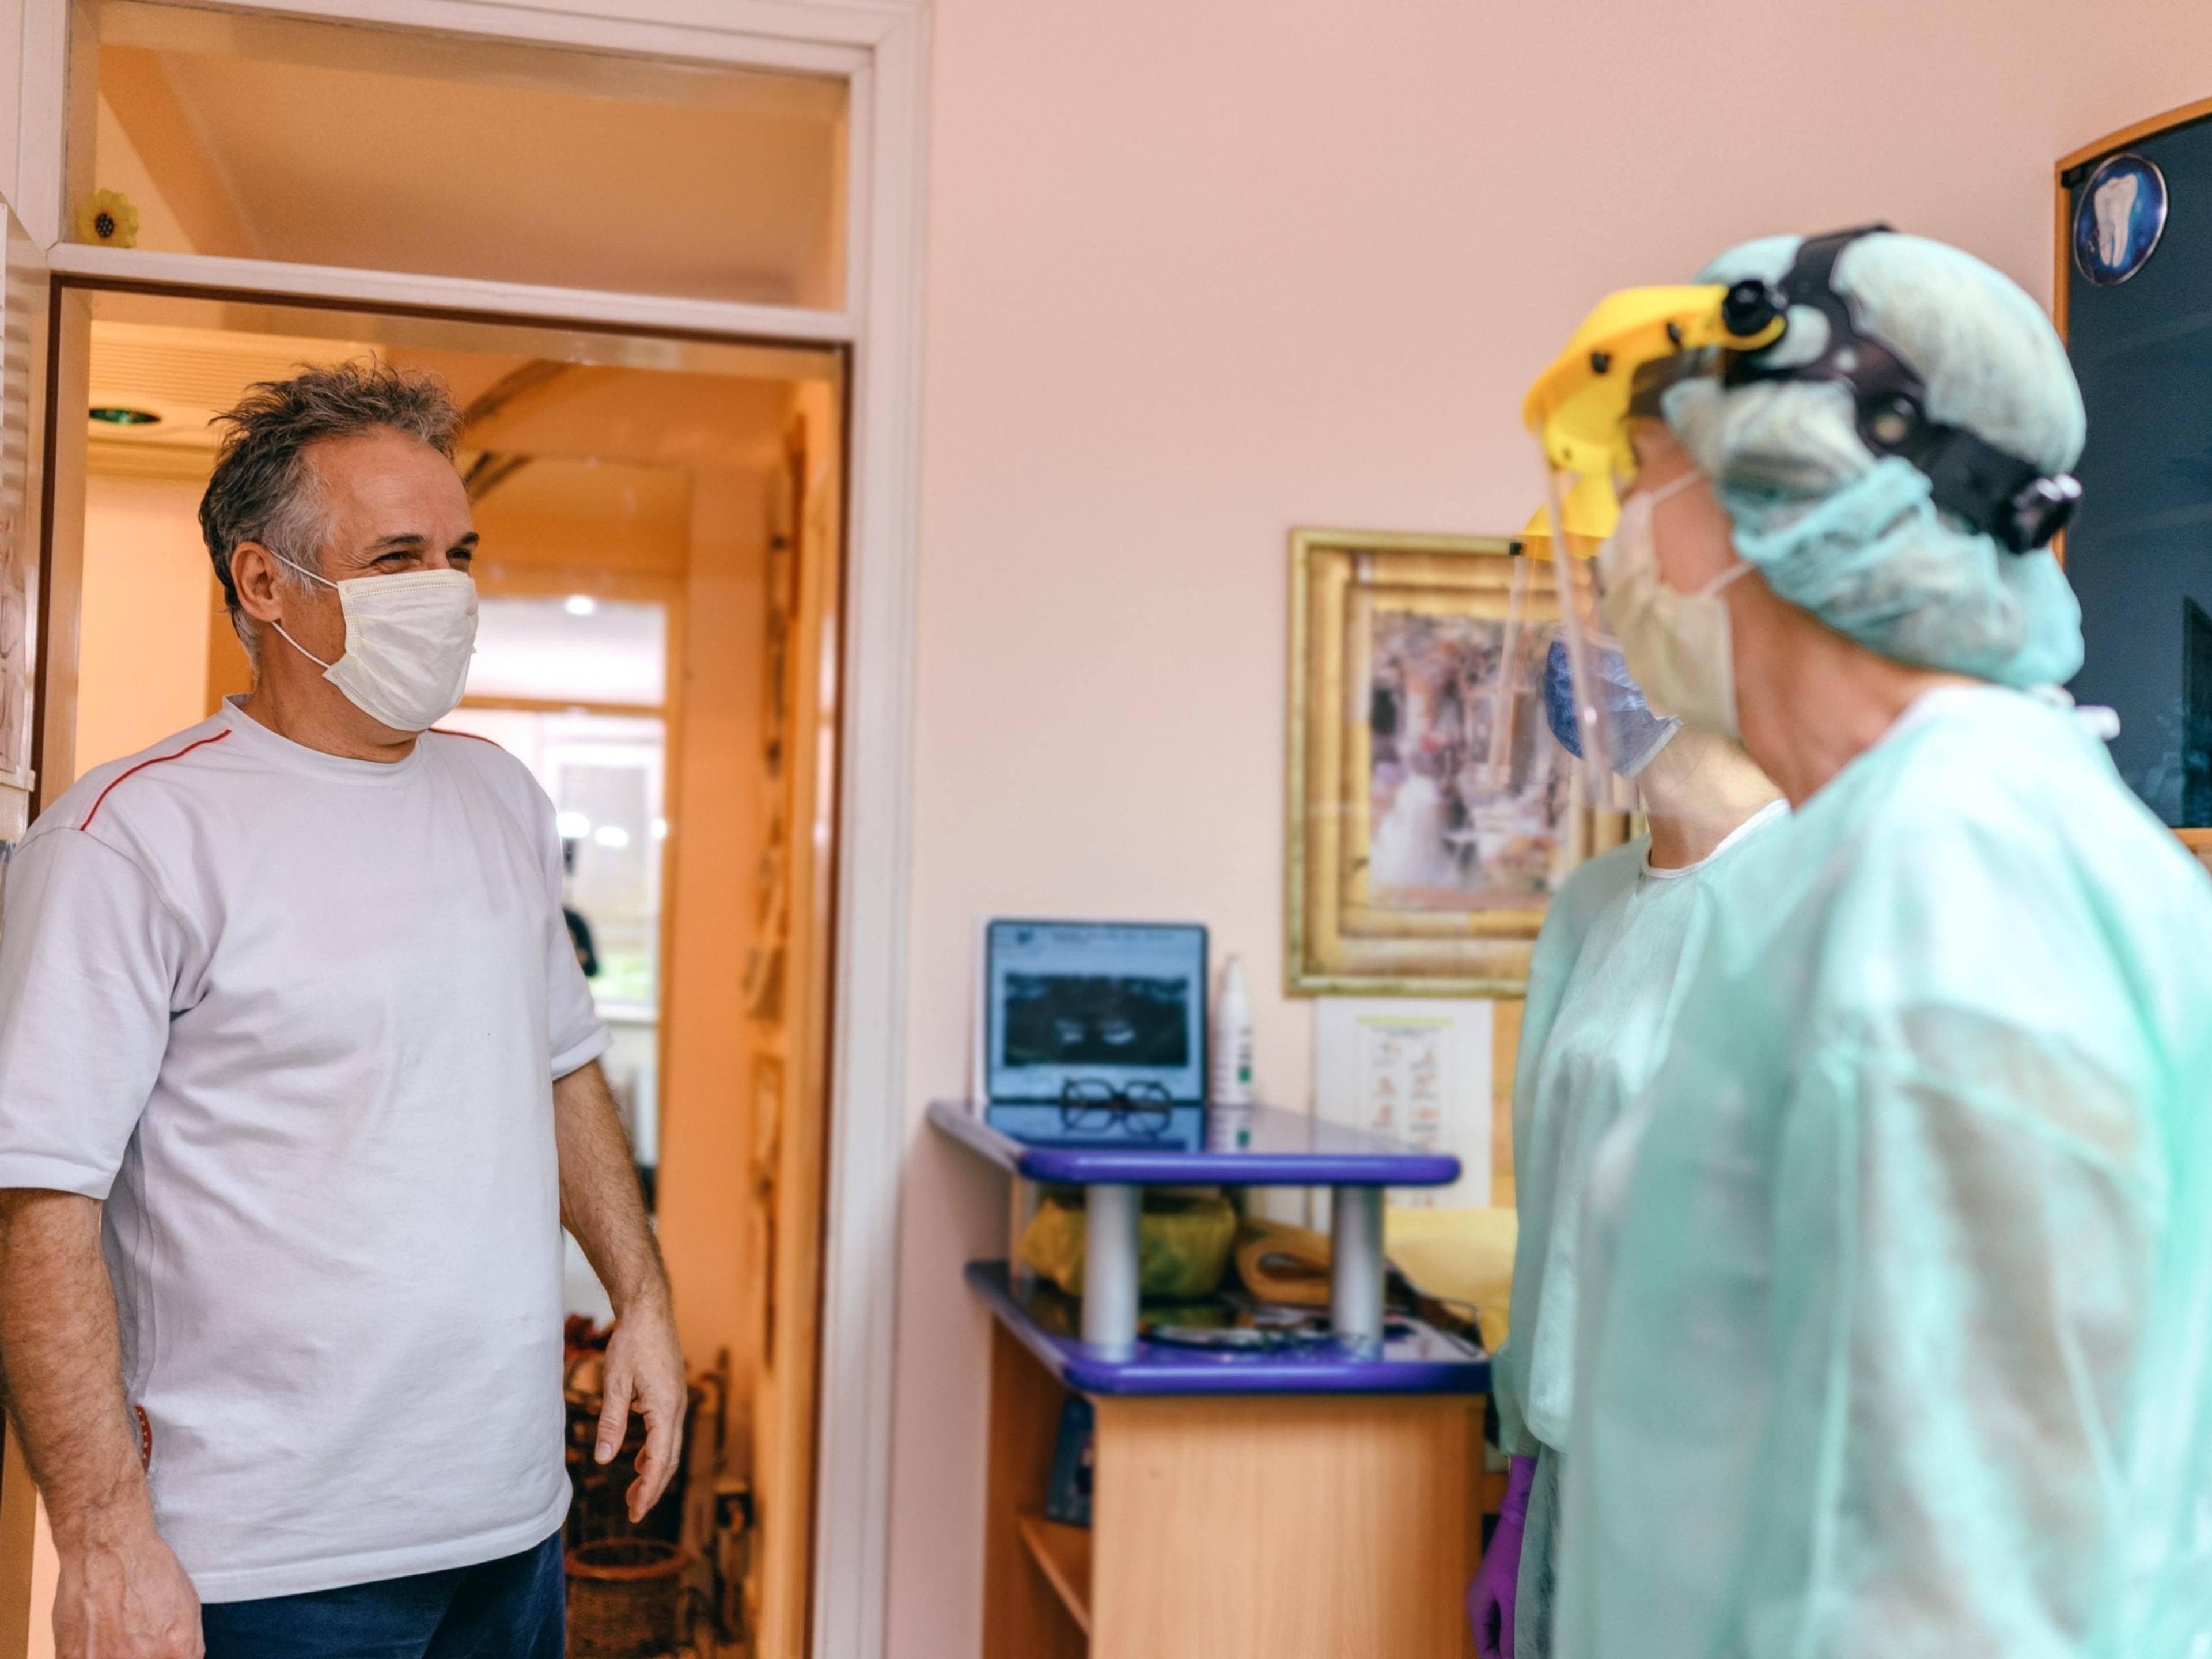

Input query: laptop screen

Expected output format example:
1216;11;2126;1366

984;920;1209;1103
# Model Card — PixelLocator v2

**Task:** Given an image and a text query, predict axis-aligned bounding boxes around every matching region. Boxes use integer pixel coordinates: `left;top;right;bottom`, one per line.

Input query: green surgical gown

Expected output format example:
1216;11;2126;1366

1558;687;2212;1659
1493;799;1788;1658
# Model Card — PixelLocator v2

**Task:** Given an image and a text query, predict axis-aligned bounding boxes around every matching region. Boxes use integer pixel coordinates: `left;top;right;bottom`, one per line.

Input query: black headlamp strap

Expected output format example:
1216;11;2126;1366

1720;227;2082;554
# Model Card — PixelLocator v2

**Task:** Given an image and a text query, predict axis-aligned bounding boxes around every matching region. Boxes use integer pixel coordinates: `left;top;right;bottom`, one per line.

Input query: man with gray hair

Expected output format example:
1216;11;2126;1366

0;362;684;1658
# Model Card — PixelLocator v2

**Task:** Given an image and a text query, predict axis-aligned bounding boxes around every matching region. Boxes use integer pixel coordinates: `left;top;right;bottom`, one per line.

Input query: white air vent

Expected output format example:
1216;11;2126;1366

87;322;381;448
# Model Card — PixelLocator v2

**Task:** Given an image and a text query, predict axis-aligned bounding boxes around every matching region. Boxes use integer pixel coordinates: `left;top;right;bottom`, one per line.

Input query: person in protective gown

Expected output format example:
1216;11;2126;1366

1469;639;1785;1659
1541;228;2212;1659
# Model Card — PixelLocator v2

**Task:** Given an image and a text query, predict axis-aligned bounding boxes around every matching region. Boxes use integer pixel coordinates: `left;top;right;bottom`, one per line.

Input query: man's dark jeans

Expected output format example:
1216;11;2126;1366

199;1531;563;1659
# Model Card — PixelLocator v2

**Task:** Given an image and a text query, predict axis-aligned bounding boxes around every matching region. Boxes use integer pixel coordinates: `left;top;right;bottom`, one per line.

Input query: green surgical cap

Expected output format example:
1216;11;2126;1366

1663;232;2088;687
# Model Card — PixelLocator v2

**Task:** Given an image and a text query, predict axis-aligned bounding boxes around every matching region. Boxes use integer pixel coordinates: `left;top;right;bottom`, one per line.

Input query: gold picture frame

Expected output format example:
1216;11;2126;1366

1286;527;1623;997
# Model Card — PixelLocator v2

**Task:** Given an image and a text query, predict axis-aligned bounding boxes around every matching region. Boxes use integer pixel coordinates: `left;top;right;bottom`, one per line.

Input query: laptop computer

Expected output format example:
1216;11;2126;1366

980;918;1209;1148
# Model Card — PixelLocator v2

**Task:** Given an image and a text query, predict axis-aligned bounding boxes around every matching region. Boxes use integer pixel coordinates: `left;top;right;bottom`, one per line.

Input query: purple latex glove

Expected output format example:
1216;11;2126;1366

1468;1455;1537;1659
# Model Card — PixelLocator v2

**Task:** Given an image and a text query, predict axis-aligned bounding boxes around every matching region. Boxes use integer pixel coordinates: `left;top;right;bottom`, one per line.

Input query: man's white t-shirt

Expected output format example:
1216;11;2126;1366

0;697;608;1601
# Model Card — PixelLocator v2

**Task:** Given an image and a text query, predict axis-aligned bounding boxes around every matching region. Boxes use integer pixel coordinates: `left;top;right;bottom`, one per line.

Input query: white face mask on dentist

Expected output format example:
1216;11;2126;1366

1596;469;1753;741
266;554;479;734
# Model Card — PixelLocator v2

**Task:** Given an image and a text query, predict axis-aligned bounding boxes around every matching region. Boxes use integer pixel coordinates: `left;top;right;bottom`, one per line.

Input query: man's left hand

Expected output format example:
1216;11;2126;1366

594;1293;688;1524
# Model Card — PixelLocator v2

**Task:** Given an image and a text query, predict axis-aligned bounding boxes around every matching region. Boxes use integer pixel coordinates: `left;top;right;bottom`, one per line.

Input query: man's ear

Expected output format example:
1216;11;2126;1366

230;542;287;626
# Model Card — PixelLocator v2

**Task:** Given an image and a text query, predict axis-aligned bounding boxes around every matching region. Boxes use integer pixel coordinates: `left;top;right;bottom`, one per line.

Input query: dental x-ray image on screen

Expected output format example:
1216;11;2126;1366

1002;974;1190;1067
986;921;1209;1103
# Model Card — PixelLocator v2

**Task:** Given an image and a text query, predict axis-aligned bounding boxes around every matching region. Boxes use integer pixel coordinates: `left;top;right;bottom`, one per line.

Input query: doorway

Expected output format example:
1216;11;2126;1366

31;283;846;1658
0;0;927;1652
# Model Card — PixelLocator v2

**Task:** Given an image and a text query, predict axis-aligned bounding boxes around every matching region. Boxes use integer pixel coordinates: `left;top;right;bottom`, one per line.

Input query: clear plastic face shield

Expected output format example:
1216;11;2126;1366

1497;487;1651;819
1520;286;1781;804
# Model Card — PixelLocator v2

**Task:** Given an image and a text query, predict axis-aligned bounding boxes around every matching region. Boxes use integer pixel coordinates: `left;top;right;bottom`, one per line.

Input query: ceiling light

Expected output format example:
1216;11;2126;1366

89;406;161;426
563;594;598;616
650;817;669;840
593;824;631;850
556;811;592;839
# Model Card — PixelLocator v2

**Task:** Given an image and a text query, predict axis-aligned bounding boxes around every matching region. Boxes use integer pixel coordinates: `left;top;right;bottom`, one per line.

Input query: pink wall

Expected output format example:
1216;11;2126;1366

889;3;2212;1652
74;475;212;772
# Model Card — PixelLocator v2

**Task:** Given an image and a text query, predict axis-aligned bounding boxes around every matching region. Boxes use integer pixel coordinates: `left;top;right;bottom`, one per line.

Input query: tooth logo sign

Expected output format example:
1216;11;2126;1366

2074;152;2168;288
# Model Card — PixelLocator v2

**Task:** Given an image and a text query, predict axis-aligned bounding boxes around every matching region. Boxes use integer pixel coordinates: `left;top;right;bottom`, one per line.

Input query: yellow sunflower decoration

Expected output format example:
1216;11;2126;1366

73;190;139;248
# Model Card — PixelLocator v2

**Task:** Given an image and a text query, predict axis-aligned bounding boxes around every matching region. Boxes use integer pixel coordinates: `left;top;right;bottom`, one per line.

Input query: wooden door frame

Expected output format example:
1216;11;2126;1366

5;5;929;1656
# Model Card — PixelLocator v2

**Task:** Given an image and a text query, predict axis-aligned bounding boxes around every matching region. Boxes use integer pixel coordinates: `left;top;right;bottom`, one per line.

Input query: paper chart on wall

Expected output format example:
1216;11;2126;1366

1314;998;1491;1207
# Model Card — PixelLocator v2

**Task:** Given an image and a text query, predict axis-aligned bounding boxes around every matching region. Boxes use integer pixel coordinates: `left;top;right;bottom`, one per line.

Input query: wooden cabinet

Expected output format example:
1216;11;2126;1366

981;1324;1482;1659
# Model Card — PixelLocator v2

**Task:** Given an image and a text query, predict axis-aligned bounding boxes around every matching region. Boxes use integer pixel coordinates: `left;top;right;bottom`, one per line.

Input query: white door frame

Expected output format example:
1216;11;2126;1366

14;3;927;1656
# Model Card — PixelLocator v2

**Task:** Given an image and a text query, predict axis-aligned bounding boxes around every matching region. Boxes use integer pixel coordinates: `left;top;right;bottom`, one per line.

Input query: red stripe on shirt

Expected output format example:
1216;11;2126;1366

78;730;232;830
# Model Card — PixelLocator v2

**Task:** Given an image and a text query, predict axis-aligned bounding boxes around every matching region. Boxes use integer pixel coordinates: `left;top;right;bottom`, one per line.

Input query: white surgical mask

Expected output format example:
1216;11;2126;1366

269;556;478;733
1596;471;1753;740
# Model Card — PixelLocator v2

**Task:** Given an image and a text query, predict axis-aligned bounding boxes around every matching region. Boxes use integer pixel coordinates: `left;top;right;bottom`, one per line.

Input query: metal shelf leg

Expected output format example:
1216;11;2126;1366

1082;1183;1141;1356
1331;1185;1385;1351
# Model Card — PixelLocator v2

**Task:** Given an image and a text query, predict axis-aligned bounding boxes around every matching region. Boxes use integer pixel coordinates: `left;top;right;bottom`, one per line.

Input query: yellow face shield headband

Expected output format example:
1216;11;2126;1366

1521;284;1785;529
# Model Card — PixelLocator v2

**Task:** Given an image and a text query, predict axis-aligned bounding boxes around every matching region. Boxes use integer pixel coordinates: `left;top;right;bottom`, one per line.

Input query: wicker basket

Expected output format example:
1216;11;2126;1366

566;1537;690;1659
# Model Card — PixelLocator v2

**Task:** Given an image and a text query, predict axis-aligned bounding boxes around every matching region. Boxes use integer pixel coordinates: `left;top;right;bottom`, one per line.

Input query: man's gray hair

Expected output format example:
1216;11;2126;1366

199;360;462;654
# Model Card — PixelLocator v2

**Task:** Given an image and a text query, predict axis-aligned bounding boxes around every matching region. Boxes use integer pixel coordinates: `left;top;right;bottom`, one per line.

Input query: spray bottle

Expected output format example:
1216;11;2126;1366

1207;953;1254;1150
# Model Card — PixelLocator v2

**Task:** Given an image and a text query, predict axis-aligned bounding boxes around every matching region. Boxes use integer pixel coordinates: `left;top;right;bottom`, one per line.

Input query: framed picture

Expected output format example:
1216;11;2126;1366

1286;528;1623;996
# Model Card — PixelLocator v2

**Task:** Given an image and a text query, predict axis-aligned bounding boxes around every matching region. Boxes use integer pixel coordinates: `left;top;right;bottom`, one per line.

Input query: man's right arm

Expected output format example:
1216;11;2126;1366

0;1190;199;1659
0;827;204;1659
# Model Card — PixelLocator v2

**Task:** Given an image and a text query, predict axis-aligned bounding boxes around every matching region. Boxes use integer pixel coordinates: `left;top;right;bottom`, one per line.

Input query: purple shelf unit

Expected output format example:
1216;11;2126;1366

926;1099;1462;1188
965;1263;1489;1397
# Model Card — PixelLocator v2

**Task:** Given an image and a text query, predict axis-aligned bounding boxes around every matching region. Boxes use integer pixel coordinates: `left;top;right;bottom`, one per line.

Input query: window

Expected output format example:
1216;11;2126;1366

72;1;849;308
